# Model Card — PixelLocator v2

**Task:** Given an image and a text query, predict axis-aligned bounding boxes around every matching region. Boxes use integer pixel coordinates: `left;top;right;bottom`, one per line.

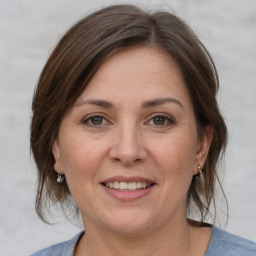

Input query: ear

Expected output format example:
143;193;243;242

52;139;62;174
193;125;213;175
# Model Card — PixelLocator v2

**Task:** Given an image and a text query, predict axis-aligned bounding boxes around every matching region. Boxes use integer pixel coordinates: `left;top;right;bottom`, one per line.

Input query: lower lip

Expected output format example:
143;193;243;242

102;185;155;202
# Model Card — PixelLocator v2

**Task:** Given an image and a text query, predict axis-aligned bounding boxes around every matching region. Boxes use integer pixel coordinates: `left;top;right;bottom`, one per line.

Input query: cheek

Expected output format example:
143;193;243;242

153;132;197;177
58;133;104;181
58;136;104;205
150;131;198;205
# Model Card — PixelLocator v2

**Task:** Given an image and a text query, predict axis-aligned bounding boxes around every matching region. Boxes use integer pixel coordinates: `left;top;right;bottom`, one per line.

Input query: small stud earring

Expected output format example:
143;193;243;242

197;165;202;177
57;171;65;183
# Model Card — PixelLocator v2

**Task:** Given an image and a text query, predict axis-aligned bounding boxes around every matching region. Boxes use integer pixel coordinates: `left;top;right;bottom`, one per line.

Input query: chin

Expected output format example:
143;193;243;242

100;209;155;235
108;222;151;235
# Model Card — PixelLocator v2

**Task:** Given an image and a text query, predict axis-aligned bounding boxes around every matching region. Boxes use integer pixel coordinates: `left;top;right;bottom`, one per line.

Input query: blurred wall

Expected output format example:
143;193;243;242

0;0;255;255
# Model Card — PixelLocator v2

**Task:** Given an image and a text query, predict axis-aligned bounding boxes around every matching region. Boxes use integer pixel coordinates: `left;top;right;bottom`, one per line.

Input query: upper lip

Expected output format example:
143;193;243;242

101;176;156;184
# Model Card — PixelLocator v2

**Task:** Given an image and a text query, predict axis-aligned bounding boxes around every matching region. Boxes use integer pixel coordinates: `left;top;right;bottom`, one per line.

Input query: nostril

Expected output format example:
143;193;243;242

109;138;148;165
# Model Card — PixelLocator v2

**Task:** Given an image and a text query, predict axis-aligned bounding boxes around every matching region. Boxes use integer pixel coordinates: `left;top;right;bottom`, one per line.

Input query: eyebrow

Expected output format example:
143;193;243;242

75;97;183;109
141;97;184;109
75;99;114;108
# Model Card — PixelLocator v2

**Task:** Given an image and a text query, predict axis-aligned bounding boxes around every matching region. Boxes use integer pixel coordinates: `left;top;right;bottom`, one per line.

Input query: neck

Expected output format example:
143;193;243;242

75;217;194;256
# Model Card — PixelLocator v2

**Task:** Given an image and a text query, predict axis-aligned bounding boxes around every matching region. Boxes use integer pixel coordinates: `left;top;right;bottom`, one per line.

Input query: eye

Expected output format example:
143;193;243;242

147;114;175;126
82;115;109;126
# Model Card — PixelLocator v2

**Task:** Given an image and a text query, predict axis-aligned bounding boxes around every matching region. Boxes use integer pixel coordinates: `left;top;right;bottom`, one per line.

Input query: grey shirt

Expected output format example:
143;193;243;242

31;226;256;256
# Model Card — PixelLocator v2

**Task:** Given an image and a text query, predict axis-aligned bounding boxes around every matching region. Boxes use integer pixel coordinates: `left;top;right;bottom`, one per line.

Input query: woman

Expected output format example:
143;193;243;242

30;4;256;256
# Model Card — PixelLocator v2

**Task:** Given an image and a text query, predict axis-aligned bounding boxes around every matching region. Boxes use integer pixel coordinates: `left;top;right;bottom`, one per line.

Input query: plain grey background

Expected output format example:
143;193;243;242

0;0;255;255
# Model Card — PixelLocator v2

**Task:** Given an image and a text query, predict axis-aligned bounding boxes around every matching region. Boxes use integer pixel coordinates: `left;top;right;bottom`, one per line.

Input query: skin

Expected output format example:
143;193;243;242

52;47;213;256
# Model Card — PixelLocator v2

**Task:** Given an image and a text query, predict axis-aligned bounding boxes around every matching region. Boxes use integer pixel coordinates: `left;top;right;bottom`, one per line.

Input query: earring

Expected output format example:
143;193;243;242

197;165;202;177
57;171;65;183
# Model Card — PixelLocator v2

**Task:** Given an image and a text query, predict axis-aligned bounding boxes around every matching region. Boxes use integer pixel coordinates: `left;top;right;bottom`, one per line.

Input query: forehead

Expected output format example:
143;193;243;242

76;47;190;107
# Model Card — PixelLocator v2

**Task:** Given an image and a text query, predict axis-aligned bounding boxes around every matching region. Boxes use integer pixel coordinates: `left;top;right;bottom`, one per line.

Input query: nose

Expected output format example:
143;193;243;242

109;124;148;166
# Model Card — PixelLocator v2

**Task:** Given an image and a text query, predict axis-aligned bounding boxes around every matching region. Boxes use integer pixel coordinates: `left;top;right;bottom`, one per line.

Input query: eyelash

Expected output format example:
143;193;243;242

81;113;175;127
146;114;176;127
82;114;110;127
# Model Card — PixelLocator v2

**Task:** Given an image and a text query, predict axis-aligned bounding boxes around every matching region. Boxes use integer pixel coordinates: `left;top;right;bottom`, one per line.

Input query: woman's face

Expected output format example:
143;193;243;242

53;47;211;235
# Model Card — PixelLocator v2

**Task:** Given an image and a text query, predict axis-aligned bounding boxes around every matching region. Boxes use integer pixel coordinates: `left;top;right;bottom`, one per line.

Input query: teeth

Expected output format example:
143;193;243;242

137;182;143;189
105;181;151;190
128;182;136;190
120;182;128;189
114;181;119;189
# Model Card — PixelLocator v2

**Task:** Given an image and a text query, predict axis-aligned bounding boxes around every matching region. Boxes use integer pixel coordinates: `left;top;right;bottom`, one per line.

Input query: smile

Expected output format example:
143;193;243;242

104;181;151;191
101;176;156;201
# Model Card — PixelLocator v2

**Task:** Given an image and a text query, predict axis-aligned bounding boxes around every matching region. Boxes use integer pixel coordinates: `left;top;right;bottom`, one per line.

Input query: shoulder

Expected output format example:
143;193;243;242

30;231;84;256
206;226;256;256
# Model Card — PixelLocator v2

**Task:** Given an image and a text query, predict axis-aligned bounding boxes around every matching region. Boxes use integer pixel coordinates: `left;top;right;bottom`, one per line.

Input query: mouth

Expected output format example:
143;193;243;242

101;178;156;201
100;176;156;200
102;181;154;191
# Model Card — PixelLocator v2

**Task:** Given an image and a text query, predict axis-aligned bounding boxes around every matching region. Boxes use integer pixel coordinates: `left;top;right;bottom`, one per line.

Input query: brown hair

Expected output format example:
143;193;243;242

31;4;227;223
